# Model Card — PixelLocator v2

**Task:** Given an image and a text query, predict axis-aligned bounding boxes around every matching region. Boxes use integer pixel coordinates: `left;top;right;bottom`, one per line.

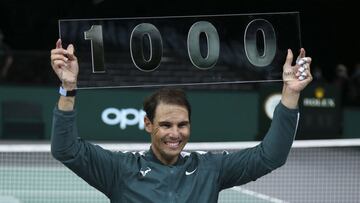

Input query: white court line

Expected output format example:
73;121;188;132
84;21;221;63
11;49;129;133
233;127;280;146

231;187;288;203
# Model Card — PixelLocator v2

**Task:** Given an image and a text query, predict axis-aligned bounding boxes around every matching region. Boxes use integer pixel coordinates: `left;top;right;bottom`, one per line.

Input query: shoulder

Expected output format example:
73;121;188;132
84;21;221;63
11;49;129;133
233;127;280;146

180;151;229;172
181;150;226;162
104;150;145;165
112;150;147;158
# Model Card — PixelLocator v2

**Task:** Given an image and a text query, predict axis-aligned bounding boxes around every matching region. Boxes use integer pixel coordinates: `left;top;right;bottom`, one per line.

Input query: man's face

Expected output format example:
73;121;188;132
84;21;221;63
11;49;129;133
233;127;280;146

144;103;190;165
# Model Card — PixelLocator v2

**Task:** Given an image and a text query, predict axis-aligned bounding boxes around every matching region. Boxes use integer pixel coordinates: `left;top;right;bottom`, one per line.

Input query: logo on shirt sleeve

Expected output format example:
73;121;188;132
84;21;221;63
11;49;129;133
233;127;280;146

139;167;152;177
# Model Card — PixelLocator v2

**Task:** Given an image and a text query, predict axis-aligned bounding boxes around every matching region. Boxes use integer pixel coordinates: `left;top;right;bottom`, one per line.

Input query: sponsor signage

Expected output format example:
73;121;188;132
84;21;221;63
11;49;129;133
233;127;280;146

297;83;341;139
258;82;341;140
101;108;146;130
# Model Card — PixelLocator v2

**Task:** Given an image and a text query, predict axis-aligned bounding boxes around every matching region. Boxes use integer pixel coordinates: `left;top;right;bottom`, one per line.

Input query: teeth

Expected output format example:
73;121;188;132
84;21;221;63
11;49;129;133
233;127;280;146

165;141;180;148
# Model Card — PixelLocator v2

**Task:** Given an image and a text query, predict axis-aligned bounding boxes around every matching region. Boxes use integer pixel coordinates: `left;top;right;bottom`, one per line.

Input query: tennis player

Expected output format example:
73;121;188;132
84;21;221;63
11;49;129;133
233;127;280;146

50;38;312;202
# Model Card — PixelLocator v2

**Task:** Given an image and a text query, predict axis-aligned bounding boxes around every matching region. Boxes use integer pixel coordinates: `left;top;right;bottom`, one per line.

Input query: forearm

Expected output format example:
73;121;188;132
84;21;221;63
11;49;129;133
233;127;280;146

219;103;299;187
51;39;81;161
51;105;79;161
51;105;118;196
281;85;300;109
260;102;299;168
58;96;75;111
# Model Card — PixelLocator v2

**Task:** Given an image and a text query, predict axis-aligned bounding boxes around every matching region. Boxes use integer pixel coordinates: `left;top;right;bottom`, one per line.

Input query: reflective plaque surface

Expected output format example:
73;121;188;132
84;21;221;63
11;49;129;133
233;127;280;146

59;12;301;89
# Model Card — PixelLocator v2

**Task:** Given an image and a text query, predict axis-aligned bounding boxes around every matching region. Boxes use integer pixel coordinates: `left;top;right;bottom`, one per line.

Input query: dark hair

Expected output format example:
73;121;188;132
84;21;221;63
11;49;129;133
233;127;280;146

143;88;191;122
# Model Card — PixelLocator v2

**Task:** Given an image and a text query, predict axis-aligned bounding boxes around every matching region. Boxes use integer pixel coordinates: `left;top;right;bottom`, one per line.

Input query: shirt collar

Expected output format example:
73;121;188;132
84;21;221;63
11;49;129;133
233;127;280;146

146;146;185;166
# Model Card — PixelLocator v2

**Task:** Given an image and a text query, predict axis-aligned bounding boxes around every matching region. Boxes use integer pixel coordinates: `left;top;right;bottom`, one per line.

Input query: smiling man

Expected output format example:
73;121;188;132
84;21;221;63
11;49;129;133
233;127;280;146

143;89;191;165
50;38;312;203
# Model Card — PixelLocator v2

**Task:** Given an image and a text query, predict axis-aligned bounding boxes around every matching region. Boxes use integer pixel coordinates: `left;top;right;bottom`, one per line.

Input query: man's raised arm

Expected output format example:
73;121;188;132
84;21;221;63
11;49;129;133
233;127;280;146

50;38;78;111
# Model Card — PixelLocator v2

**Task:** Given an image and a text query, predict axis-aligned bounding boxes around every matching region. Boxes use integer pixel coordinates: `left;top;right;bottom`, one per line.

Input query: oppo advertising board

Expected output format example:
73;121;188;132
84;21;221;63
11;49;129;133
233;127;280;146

0;88;256;141
73;90;259;142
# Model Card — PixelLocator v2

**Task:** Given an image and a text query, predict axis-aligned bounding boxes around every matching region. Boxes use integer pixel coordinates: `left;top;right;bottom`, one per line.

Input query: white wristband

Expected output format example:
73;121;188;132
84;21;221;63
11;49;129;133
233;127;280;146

59;86;77;97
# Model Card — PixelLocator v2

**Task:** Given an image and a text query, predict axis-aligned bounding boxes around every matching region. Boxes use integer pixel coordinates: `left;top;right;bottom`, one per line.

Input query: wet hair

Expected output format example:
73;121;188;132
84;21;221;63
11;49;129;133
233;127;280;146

143;88;191;122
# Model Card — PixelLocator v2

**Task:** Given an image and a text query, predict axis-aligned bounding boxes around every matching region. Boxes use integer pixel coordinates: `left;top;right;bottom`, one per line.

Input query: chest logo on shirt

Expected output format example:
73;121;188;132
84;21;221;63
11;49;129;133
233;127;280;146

140;167;152;177
185;168;197;176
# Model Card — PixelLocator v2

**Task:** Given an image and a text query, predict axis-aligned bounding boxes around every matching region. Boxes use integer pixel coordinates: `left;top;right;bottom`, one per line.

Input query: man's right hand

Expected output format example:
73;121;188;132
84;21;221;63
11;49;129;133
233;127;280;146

50;38;79;90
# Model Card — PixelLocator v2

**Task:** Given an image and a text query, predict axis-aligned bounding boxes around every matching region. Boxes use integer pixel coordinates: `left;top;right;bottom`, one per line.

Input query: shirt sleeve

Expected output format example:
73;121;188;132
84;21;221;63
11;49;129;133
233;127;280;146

50;106;126;197
219;102;299;189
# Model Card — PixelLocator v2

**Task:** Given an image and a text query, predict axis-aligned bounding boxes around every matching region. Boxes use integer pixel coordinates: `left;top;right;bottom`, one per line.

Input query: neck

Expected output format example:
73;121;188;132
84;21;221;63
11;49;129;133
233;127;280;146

151;147;178;165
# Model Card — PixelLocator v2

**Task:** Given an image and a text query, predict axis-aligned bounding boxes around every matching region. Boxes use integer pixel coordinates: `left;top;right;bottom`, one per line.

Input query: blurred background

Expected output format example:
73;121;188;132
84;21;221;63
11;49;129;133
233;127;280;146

0;0;359;85
0;0;359;141
0;1;359;202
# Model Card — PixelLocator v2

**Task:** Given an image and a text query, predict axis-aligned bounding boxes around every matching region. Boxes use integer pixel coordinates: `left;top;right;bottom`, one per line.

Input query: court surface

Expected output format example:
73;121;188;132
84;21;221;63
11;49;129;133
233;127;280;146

1;142;359;203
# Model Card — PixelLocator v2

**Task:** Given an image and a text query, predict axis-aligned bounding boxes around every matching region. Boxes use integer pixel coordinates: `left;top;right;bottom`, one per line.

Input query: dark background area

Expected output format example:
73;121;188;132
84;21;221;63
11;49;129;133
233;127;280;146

0;0;359;141
0;0;359;83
